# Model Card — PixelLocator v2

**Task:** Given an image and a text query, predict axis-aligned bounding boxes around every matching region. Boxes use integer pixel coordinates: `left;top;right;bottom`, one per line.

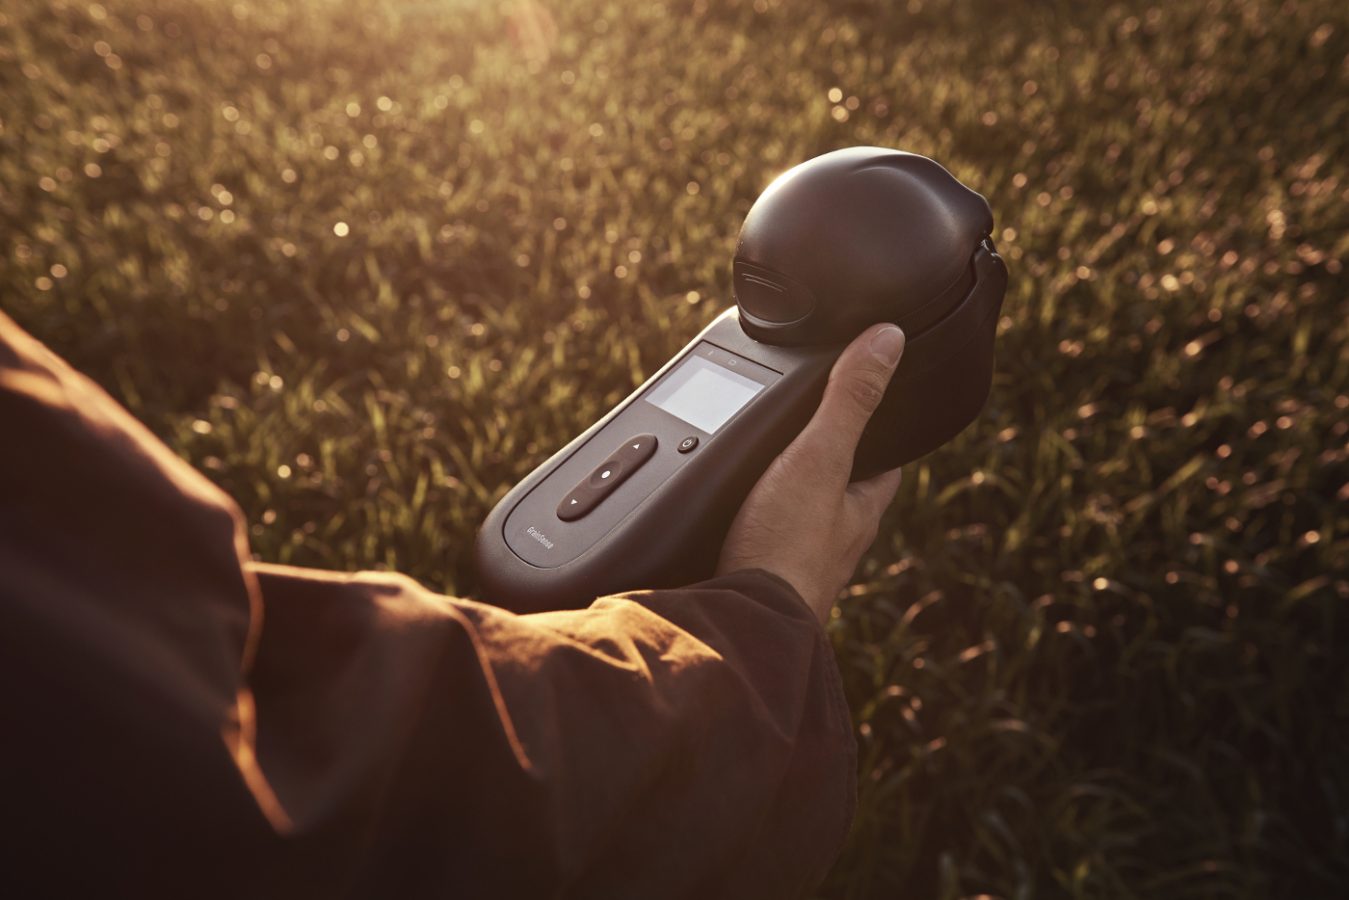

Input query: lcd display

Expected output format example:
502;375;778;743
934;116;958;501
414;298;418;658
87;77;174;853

645;353;766;434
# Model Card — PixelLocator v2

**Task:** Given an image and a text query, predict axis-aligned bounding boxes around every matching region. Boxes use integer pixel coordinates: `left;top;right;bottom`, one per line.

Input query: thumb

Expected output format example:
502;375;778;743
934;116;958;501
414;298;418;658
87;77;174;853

790;324;906;482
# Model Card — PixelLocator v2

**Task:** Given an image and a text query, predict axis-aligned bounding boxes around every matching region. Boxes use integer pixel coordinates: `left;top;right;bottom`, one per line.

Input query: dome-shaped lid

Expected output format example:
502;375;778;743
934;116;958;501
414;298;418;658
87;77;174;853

734;147;994;345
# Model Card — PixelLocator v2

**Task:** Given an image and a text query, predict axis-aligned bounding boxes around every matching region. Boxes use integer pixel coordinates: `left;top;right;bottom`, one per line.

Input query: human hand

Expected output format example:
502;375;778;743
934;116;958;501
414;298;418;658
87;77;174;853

716;324;906;624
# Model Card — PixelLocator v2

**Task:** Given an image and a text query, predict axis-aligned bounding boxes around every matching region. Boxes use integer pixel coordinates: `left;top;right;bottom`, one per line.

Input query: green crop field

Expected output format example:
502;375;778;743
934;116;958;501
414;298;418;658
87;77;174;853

3;0;1347;895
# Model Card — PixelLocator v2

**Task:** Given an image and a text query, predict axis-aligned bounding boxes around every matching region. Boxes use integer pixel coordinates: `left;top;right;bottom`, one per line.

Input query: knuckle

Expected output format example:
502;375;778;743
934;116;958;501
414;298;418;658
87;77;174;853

843;370;887;410
782;439;845;484
774;443;807;476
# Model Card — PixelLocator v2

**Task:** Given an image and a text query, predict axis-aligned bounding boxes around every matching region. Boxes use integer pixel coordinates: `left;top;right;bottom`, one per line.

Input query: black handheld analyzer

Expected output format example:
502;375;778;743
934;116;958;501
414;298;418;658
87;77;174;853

474;147;1008;612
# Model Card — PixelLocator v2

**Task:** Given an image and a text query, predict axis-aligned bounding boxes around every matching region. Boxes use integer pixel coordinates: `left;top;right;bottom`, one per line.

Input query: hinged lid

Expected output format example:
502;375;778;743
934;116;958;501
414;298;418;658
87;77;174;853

733;147;994;345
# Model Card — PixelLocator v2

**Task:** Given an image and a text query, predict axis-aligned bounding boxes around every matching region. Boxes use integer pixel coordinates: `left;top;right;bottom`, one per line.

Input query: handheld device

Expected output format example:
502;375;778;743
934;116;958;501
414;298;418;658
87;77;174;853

474;147;1008;612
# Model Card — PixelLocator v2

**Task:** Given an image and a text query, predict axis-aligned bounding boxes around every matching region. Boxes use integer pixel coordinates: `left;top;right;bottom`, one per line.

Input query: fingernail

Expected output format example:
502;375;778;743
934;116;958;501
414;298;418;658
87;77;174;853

870;325;905;366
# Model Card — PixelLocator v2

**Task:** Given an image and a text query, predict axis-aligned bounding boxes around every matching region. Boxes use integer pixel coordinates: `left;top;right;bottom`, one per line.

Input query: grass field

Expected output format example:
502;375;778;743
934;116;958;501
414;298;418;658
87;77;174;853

3;0;1348;895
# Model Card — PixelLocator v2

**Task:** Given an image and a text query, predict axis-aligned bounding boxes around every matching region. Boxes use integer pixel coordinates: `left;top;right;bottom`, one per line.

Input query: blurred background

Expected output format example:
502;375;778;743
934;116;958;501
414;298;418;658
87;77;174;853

2;0;1347;895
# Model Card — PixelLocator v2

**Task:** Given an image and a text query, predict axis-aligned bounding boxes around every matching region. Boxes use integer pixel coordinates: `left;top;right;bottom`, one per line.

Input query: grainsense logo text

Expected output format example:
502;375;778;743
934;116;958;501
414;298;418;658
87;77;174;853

525;526;555;550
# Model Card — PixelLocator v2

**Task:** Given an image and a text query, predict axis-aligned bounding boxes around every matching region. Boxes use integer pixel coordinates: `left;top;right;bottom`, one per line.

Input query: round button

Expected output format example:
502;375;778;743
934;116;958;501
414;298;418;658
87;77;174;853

588;460;624;487
677;436;699;454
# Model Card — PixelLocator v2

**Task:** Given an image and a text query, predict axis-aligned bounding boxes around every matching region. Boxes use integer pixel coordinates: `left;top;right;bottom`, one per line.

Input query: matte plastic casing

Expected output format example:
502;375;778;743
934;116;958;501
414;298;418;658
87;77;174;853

474;147;1006;611
734;147;1007;476
475;314;839;611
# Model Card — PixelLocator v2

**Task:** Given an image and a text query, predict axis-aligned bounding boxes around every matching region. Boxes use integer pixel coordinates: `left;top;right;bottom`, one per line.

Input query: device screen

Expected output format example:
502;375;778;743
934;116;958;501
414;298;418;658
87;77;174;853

645;350;767;433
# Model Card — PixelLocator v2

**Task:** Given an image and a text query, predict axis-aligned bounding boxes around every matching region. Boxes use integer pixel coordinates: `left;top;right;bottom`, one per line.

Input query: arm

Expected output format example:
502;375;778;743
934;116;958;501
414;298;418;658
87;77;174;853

243;563;852;898
0;311;901;899
241;323;908;897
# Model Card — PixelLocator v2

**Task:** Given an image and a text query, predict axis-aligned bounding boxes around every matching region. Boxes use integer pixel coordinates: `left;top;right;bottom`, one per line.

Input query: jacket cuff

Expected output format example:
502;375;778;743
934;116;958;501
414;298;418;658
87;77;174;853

687;566;818;624
672;566;859;871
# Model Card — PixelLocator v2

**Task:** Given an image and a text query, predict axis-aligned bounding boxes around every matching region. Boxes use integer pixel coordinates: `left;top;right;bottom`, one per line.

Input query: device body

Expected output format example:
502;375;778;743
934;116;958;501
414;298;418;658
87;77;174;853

475;309;833;611
474;147;1007;612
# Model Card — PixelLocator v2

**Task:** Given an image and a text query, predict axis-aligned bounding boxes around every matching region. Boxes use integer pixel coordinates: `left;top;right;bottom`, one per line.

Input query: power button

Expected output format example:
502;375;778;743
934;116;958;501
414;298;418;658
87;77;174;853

677;436;699;453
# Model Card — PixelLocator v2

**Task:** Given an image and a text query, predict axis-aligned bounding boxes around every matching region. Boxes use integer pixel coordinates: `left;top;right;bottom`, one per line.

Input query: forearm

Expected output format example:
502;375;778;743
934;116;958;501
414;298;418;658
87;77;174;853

246;563;856;898
1;309;856;898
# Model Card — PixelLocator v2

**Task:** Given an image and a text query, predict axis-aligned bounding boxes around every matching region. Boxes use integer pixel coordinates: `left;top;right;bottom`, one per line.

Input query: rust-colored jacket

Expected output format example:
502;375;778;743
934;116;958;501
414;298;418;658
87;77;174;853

0;312;855;898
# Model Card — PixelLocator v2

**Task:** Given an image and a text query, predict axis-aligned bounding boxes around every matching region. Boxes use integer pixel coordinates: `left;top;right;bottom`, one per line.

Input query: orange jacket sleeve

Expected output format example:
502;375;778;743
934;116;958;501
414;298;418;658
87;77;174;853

0;311;856;899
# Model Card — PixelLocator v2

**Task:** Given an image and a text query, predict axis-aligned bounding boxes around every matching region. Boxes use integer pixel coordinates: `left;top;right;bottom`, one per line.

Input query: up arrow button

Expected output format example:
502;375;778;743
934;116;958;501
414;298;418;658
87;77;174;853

616;434;658;469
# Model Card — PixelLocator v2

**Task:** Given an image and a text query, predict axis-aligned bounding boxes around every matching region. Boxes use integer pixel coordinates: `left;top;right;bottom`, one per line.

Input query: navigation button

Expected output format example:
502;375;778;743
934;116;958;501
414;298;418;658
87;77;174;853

557;433;659;521
617;436;657;466
588;460;625;488
557;483;604;521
